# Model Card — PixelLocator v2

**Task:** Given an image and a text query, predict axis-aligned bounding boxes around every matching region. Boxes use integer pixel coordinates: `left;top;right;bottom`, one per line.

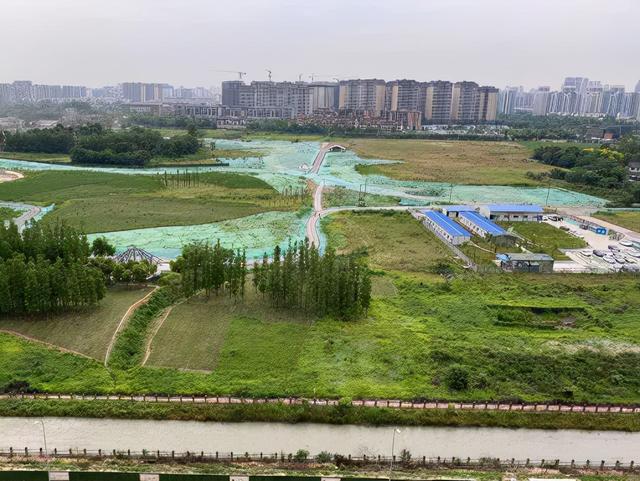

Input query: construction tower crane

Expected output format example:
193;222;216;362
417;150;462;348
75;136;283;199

213;70;247;80
265;69;272;82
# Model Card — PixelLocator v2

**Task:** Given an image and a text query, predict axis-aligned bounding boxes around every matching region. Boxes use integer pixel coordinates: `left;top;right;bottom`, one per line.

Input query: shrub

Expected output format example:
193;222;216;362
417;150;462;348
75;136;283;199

293;449;309;461
444;364;470;391
315;451;333;463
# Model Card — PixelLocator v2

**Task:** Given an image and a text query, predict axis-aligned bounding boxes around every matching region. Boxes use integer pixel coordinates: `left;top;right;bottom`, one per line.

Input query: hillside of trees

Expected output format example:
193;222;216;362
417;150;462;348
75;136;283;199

1;124;200;166
0;222;105;315
125;113;217;129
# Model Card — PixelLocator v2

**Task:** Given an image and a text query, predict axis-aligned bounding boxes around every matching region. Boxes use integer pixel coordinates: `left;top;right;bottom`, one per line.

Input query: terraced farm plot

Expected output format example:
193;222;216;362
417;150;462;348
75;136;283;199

347;139;552;185
323;210;454;272
0;285;153;360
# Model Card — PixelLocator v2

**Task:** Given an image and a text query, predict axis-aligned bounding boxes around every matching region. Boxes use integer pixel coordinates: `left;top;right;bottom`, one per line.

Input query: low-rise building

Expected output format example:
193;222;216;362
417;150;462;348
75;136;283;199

458;211;508;238
479;204;543;222
498;253;554;273
422;210;471;245
439;205;476;218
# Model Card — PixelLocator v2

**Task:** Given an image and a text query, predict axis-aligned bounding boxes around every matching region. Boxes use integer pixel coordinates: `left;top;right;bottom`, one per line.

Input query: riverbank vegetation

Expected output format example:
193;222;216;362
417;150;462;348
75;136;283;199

1;398;639;432
2;272;640;405
0;170;306;233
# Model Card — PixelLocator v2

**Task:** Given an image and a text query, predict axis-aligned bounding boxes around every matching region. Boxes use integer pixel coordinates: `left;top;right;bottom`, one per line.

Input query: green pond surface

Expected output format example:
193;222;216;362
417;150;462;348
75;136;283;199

0;139;606;258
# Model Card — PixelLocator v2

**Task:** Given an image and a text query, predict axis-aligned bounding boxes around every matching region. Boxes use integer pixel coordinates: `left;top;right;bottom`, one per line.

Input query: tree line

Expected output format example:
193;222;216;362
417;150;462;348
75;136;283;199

1;124;200;166
171;241;247;299
253;241;371;320
0;223;105;315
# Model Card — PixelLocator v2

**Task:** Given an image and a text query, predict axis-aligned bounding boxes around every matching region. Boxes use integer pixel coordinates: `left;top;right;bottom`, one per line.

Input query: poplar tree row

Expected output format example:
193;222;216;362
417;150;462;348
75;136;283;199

176;241;247;298
253;241;371;320
0;222;105;315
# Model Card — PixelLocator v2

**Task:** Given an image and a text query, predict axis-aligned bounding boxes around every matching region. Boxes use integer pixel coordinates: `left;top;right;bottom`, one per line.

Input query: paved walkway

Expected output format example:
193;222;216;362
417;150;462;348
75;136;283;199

2;392;639;414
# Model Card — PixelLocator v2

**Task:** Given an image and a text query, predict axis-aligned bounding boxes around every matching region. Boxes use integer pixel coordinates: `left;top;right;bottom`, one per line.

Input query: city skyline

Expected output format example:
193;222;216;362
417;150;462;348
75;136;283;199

1;0;639;90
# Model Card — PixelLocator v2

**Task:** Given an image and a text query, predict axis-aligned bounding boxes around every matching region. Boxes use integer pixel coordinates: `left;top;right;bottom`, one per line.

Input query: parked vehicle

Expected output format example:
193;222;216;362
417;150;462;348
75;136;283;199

603;256;617;264
593;250;606;257
608;244;620;251
581;250;592;257
620;240;634;247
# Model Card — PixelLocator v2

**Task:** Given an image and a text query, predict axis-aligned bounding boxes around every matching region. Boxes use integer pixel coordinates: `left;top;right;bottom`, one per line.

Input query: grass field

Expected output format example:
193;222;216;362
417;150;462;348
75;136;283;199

2;273;640;404
322;187;401;208
593;211;640;233
0;286;152;360
0;151;71;163
346;139;554;185
323;211;455;273
500;221;588;259
0;170;306;233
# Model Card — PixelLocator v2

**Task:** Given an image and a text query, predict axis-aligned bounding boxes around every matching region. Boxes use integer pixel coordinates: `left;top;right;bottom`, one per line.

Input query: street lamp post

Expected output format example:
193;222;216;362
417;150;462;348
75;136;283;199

389;427;401;479
34;419;47;455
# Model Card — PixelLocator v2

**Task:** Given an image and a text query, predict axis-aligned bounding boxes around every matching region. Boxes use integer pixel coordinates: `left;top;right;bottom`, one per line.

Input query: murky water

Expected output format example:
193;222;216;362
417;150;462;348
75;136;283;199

1;418;637;462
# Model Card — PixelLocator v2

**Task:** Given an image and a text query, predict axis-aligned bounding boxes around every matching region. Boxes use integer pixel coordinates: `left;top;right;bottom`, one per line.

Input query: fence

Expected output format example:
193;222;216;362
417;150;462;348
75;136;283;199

2;393;640;414
0;449;638;472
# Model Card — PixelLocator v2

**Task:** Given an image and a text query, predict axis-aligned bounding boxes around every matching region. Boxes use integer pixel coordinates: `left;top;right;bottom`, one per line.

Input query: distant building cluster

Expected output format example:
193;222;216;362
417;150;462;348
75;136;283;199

499;77;640;120
0;80;217;104
0;80;88;102
220;78;499;128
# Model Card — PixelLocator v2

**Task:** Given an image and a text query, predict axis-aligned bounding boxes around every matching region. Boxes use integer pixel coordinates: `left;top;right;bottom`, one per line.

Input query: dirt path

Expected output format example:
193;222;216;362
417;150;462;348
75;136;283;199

103;286;159;366
0;329;93;360
141;305;176;366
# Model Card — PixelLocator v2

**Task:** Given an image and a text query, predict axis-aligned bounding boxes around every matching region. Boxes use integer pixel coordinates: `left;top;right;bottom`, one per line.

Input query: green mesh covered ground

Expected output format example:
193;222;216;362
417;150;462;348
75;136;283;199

87;211;309;260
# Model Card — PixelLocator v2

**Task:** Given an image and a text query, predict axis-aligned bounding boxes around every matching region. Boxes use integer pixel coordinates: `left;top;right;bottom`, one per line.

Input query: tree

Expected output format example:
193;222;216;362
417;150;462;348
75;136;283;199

444;364;470;391
91;237;116;257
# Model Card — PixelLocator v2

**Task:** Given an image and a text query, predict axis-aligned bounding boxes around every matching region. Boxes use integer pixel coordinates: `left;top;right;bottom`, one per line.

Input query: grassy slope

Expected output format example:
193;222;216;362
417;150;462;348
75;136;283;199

322;187;401;208
0;171;304;233
0;286;152;360
322;211;454;273
2;273;640;404
593;211;640;233
0;151;71;163
345;139;552;185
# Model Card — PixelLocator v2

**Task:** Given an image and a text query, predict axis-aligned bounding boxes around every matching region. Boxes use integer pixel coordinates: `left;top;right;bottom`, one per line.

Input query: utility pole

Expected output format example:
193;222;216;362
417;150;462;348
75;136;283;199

449;183;454;203
389;427;401;479
34;419;47;455
545;178;552;207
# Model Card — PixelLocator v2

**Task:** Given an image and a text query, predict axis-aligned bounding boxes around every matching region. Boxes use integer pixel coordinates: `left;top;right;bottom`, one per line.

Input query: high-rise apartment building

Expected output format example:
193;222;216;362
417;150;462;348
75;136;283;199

499;86;519;115
450;81;479;122
309;82;339;111
424;81;453;124
384;79;424;112
531;87;551;116
476;86;499;122
121;82;166;102
338;79;386;113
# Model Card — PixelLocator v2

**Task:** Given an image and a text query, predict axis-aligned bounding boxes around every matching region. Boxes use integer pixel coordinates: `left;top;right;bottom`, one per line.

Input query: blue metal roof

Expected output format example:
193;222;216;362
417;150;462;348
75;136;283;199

460;211;507;236
486;204;543;213
440;205;476;212
423;210;471;238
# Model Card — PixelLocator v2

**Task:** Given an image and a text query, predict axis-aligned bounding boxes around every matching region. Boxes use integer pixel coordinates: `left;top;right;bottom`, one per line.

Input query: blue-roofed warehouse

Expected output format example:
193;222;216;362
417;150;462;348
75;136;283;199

458;211;508;238
422;210;471;245
479;204;543;222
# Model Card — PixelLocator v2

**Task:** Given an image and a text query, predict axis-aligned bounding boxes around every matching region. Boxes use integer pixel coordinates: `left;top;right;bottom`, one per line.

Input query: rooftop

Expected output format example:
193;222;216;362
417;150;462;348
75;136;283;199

440;205;476;212
423;210;471;238
501;253;554;261
486;204;543;213
460;211;507;236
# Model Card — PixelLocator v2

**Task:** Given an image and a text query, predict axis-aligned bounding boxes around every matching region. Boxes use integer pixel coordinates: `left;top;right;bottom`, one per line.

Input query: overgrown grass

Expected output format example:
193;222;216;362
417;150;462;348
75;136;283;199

0;286;153;360
322;187;401;208
0;170;306;233
1;398;639;431
0;151;71;162
500;221;588;259
3;273;640;404
107;287;181;370
0;207;19;221
323;211;454;273
346;139;552;186
593;211;640;233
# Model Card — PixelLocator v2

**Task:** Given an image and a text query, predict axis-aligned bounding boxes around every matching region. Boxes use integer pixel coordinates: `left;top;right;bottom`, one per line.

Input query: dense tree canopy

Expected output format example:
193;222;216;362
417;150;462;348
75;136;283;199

0;222;105;315
2;124;200;166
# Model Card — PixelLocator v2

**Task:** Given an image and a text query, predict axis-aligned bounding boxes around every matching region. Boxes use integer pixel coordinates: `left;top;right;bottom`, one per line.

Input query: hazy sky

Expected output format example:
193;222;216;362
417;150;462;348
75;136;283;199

2;0;639;90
